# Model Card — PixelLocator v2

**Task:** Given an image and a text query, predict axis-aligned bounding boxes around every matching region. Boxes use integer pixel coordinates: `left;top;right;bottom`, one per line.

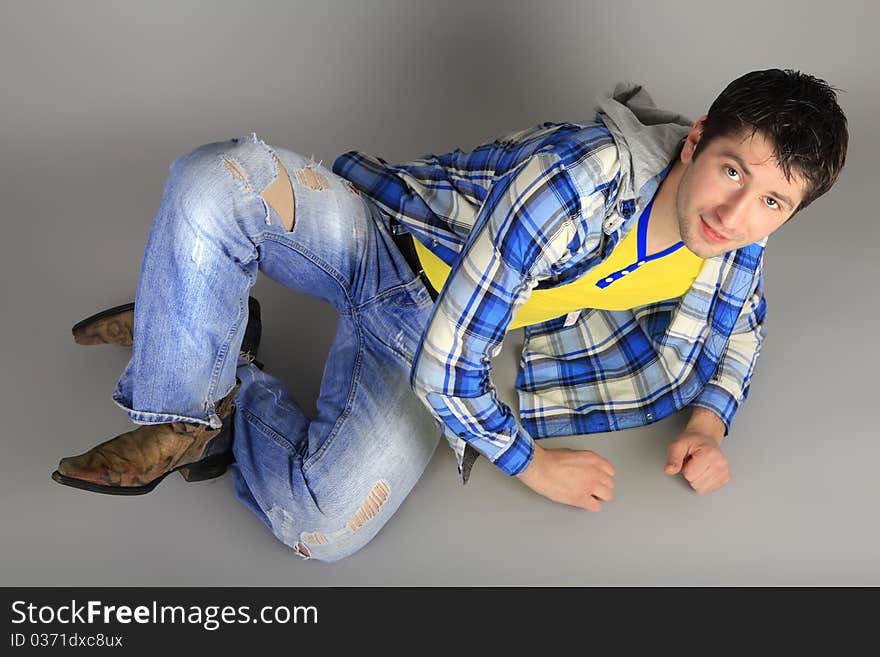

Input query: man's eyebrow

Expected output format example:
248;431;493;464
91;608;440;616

720;150;795;210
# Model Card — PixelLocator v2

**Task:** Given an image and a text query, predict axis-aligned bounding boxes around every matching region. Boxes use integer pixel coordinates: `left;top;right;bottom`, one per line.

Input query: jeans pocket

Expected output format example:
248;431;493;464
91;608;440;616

364;281;433;366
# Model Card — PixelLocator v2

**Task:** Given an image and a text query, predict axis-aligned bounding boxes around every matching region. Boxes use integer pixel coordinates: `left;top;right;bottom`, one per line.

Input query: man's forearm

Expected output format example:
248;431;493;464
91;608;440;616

686;406;726;446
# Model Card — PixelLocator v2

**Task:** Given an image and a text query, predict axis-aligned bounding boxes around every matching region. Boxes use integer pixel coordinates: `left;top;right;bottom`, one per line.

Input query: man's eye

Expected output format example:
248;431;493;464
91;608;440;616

765;197;779;209
725;166;739;179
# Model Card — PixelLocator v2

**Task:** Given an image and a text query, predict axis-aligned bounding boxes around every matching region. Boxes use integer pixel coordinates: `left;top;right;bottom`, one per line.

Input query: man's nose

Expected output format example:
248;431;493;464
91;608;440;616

715;190;750;231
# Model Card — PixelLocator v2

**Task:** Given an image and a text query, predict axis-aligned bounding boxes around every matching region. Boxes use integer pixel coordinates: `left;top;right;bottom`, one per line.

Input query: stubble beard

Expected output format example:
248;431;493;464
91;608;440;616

675;189;714;259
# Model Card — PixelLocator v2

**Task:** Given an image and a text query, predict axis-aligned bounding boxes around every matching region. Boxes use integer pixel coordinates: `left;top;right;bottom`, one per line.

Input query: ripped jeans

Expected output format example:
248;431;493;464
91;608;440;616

112;134;440;562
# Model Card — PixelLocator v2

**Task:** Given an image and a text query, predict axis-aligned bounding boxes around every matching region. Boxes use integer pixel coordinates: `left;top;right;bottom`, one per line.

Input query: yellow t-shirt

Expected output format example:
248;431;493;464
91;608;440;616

412;214;705;330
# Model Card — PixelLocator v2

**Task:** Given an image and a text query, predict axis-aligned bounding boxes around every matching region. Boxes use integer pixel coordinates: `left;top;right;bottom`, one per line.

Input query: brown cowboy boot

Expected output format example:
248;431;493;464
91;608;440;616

71;296;263;366
51;381;241;495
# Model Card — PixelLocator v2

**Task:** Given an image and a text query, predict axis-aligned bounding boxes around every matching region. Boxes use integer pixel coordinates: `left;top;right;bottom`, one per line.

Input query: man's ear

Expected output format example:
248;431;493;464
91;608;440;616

681;114;709;164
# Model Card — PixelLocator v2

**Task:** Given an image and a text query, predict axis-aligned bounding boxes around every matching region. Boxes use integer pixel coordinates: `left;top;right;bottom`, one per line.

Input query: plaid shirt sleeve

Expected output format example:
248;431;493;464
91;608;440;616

410;151;595;476
689;266;768;434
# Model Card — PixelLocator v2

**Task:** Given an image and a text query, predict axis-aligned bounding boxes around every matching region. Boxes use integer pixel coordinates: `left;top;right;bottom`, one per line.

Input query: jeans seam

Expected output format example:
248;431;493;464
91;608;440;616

240;407;299;457
205;291;252;421
301;309;365;476
197;143;267;416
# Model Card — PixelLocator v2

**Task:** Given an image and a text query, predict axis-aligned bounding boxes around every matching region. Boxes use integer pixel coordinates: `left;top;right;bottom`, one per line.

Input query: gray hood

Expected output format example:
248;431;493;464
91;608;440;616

595;82;694;205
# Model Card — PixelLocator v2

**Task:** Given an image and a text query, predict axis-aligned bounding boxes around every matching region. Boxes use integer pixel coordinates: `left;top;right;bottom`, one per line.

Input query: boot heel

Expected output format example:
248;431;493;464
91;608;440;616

179;454;230;482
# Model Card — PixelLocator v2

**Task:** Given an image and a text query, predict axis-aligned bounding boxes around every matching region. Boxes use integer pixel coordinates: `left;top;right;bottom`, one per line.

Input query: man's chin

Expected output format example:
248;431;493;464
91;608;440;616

682;238;722;259
679;217;732;258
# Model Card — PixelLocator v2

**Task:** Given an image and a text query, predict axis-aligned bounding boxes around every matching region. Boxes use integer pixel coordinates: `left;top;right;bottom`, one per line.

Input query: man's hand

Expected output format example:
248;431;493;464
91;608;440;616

665;428;730;494
515;443;615;511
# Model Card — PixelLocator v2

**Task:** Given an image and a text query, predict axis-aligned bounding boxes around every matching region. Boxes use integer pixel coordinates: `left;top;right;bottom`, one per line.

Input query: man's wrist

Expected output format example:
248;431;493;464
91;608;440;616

686;406;726;446
514;442;544;481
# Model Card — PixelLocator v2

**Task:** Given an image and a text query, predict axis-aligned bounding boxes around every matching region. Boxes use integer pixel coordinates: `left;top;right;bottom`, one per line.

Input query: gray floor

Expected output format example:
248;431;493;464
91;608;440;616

2;1;878;586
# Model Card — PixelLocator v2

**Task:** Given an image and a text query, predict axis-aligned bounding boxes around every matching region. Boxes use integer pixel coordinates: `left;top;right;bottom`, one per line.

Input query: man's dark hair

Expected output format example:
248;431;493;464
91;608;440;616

692;68;848;215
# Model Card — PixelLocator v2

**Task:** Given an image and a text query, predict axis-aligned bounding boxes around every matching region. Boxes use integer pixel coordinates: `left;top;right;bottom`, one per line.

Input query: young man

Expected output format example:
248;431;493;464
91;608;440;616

53;69;848;561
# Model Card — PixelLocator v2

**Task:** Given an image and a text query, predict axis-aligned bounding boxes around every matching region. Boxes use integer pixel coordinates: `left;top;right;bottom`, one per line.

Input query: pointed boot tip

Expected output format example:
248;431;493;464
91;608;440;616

71;327;88;344
55;458;71;476
72;334;91;346
51;469;72;487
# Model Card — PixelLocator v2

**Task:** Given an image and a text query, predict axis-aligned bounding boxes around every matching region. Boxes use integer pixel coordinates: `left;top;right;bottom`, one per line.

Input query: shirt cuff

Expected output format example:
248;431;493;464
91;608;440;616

493;429;536;476
689;383;738;437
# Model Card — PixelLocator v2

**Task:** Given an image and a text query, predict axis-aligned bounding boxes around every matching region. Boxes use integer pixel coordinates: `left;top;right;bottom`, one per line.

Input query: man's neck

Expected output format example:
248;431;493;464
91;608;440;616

644;159;685;257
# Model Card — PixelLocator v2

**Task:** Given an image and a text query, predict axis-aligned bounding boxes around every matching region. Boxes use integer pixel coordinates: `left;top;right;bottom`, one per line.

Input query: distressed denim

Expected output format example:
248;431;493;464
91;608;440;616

112;133;440;561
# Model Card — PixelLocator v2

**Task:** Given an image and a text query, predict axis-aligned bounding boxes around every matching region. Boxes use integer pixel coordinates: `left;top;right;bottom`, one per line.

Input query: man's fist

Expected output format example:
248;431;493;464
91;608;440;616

516;443;615;511
665;430;730;494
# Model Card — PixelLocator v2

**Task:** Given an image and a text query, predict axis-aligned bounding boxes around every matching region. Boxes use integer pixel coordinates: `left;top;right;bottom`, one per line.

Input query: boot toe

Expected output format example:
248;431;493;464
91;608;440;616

56;455;112;487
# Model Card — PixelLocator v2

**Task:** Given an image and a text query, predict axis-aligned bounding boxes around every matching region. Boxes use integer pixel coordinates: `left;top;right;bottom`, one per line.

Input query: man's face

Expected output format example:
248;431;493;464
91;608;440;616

674;119;807;259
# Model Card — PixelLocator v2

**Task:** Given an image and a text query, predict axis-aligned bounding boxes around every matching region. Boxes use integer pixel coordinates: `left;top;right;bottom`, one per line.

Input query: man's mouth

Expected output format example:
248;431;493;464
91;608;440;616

700;216;728;244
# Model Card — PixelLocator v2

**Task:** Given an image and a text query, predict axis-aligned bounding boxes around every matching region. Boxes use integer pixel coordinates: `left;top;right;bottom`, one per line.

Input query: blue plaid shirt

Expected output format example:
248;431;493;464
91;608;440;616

333;84;767;483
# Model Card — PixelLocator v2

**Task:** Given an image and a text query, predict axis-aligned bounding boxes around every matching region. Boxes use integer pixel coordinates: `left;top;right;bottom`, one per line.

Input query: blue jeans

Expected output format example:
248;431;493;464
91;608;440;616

112;133;440;562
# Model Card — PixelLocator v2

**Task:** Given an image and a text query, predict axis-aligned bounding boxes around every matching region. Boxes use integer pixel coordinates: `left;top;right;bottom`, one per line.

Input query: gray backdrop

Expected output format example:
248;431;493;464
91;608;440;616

2;0;877;586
